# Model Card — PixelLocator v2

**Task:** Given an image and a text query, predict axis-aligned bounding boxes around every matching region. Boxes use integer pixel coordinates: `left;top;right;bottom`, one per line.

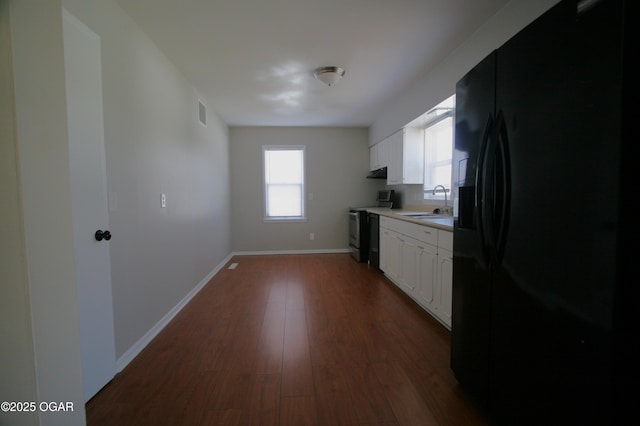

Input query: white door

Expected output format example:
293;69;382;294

63;9;116;402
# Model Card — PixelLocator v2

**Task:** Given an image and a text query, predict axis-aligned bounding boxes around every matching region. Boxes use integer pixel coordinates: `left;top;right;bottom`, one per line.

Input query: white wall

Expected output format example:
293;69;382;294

1;2;39;425
61;0;231;359
369;0;560;146
5;1;231;423
230;127;383;252
8;0;86;424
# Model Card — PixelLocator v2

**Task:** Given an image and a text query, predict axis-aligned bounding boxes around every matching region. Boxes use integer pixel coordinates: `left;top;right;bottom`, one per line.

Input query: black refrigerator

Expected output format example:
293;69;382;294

451;0;636;424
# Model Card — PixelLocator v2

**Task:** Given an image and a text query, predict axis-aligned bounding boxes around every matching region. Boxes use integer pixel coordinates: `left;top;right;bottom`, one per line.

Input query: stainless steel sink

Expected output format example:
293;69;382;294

394;211;451;220
395;211;434;216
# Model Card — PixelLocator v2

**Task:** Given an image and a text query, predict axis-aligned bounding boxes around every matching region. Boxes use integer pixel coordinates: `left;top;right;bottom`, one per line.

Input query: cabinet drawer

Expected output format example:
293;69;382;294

412;224;438;246
380;216;438;246
438;230;453;251
380;215;391;229
380;216;406;234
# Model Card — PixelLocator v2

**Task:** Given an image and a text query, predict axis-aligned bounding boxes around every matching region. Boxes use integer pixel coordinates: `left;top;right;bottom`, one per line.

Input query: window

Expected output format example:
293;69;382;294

263;145;305;221
423;95;455;200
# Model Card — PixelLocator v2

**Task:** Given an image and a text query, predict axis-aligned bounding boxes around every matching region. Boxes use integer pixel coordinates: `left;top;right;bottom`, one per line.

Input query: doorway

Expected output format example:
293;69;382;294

63;9;116;402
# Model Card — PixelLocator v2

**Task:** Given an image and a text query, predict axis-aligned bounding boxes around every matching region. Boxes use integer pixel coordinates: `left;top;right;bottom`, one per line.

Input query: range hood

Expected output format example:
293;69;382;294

367;167;387;179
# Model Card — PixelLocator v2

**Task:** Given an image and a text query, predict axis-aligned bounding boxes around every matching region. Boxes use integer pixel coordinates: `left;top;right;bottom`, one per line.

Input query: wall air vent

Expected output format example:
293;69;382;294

198;99;207;127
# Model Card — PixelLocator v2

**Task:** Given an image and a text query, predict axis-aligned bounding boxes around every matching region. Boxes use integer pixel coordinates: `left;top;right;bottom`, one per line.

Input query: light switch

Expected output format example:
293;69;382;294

161;193;166;208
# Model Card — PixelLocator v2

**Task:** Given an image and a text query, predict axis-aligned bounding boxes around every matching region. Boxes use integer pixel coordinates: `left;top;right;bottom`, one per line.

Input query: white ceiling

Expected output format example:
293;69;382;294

116;0;510;127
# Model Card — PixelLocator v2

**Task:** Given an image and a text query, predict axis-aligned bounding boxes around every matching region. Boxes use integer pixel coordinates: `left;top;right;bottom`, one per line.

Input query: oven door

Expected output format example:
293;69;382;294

349;211;360;248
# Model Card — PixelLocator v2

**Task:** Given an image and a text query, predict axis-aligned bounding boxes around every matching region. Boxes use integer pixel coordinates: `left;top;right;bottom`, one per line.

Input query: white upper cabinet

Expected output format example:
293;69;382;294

386;128;424;185
369;138;389;171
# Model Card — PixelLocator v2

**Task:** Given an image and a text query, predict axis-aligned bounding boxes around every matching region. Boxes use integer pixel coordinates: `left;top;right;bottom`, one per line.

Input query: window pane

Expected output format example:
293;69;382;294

432;132;452;162
422;95;454;199
430;164;452;187
267;184;302;216
426;118;453;162
424;116;453;189
263;146;305;219
265;150;303;183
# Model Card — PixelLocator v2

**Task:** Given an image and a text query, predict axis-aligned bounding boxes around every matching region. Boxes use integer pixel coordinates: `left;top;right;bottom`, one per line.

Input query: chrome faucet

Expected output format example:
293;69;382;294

433;185;449;214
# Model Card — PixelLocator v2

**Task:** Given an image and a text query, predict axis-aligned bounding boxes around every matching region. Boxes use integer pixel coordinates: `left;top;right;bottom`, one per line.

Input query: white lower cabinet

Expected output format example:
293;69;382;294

416;243;437;313
436;247;453;326
380;216;452;328
380;228;401;284
398;236;422;297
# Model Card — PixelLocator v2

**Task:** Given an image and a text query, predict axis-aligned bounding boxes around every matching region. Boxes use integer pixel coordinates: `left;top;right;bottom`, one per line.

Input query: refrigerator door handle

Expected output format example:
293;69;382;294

481;111;511;265
493;110;511;263
475;113;494;263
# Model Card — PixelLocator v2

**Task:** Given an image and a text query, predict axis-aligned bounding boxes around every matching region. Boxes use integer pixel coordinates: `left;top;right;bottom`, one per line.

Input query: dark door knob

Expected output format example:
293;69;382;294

95;230;112;241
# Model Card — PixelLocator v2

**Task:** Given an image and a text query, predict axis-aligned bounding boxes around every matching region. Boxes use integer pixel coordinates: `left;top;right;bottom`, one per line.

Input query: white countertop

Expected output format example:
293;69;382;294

365;208;454;231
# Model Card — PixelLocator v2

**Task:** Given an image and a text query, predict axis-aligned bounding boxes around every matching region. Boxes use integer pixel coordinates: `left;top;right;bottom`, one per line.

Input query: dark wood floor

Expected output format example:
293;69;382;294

86;254;488;425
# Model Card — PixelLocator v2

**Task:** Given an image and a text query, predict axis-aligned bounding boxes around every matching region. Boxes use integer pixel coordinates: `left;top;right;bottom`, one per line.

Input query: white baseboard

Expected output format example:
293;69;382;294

232;248;351;256
115;253;234;372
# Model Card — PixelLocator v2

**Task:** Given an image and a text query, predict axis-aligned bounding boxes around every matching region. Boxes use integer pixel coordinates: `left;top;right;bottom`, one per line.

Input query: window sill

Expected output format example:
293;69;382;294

263;217;307;223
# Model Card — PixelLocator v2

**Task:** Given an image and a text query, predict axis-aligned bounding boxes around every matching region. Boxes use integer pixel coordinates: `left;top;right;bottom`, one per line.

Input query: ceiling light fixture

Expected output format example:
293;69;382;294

313;66;345;86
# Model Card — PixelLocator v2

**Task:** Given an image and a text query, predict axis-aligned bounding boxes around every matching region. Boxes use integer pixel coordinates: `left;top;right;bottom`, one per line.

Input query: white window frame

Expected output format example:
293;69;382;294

263;145;306;222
